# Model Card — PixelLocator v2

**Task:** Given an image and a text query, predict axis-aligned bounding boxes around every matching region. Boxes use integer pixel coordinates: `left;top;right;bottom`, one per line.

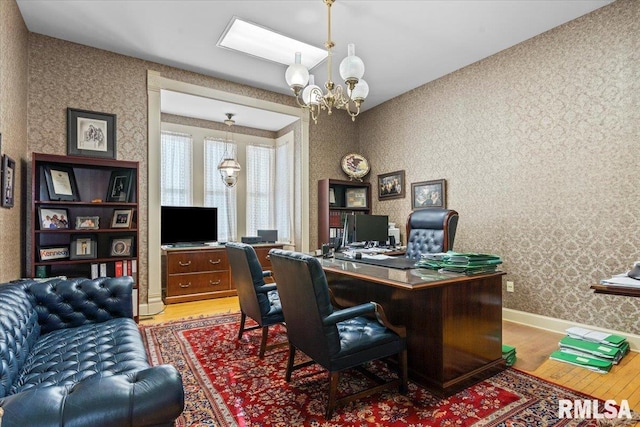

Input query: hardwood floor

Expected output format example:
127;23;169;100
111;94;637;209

141;297;640;419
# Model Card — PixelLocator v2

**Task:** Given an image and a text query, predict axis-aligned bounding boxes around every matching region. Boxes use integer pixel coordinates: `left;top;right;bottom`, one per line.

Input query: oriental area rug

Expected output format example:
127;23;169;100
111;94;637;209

140;313;623;427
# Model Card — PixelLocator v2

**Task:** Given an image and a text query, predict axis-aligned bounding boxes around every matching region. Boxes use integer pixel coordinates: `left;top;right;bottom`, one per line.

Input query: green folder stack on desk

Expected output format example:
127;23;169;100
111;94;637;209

416;251;502;274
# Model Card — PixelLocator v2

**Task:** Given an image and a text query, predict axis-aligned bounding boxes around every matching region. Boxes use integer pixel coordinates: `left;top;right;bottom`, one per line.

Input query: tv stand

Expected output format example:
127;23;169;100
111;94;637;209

161;243;284;304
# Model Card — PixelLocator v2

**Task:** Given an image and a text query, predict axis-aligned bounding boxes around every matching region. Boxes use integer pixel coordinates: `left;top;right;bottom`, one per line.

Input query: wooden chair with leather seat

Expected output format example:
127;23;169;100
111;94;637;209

404;208;459;259
268;249;408;419
226;242;285;358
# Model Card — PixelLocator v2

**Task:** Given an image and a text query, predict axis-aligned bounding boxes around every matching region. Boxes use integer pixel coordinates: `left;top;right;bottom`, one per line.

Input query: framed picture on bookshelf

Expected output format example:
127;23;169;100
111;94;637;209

67;108;116;159
43;165;79;201
39;246;70;261
378;170;405;201
345;188;368;208
38;207;70;229
76;216;100;230
106;169;134;202
111;209;133;228
110;236;133;257
1;154;16;208
70;235;97;260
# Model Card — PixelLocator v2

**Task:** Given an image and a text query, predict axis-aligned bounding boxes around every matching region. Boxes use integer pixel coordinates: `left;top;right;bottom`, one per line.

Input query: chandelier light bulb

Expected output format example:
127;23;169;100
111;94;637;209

349;78;369;102
285;52;310;92
302;75;322;105
339;43;365;84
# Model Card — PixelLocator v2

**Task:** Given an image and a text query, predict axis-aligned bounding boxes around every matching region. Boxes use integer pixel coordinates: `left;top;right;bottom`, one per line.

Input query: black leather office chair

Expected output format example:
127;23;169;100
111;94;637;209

268;249;408;419
226;242;285;358
405;208;459;259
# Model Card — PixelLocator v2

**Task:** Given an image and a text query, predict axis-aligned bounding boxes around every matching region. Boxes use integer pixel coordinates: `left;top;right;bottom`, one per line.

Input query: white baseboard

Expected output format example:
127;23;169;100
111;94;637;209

503;308;640;352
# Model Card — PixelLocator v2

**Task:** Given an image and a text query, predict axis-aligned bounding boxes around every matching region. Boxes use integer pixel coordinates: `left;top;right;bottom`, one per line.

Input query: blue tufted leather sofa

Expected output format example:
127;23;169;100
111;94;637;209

0;276;184;427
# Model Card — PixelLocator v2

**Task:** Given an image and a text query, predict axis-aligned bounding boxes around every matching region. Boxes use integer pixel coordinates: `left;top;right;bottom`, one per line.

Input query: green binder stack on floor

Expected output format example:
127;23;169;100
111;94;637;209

416;251;502;274
502;344;517;366
548;326;629;374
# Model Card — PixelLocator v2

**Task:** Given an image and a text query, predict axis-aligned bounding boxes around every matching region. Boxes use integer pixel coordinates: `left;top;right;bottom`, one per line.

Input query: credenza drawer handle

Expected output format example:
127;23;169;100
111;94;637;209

179;282;191;288
209;259;221;265
178;261;192;267
209;280;221;286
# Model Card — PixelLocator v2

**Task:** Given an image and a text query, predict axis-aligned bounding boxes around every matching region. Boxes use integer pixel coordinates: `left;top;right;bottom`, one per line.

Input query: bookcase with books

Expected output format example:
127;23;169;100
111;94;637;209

318;178;371;247
30;153;139;319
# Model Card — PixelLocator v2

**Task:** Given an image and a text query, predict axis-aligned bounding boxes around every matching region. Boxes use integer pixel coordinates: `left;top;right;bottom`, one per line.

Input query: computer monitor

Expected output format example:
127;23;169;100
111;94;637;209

354;214;389;244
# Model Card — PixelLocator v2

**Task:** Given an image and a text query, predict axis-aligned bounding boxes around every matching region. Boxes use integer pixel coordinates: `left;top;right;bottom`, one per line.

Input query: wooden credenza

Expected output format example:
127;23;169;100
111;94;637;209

162;243;283;304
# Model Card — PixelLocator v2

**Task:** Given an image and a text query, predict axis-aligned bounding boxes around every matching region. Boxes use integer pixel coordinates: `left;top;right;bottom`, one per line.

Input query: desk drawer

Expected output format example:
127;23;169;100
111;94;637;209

166;271;230;296
254;247;274;270
166;251;228;273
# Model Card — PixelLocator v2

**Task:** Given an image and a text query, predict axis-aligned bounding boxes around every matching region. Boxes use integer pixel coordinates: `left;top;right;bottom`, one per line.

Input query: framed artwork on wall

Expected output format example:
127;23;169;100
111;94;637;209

377;170;405;201
67;108;117;159
411;179;446;210
1;154;16;208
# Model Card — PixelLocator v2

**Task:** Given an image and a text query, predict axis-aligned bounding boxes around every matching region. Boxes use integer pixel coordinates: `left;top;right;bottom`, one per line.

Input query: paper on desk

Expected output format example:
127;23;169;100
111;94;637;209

600;273;640;288
362;254;393;260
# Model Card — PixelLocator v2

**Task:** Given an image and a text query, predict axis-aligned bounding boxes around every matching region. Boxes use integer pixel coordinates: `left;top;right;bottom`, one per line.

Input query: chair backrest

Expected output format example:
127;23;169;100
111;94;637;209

268;249;339;367
226;242;271;321
405;208;459;259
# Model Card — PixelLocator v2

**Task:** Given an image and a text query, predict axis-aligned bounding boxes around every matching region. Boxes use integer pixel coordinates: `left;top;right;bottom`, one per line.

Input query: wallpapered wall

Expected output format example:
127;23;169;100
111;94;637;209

25;33;310;303
0;0;28;282
358;0;640;333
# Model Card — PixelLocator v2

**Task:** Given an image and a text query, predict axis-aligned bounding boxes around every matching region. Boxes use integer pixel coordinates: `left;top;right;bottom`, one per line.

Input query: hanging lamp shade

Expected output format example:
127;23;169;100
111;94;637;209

218;113;241;188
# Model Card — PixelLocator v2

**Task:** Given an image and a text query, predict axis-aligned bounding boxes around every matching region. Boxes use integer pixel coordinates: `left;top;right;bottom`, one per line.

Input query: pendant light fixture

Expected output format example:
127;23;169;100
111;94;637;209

217;113;241;188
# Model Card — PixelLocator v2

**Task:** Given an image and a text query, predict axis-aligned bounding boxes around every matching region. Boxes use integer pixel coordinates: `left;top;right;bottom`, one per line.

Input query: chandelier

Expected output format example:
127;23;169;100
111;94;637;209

217;113;241;188
285;0;369;124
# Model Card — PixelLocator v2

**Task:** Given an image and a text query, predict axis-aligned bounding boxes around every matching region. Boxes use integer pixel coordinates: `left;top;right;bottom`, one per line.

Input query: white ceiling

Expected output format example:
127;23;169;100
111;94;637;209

17;0;613;129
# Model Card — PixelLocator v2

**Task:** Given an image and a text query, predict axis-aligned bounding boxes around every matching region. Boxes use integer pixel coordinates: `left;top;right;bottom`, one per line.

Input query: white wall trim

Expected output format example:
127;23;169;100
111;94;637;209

503;308;640;352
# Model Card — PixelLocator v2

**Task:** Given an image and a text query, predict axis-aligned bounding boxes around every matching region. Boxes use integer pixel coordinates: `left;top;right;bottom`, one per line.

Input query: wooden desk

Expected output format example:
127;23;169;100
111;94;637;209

319;258;506;396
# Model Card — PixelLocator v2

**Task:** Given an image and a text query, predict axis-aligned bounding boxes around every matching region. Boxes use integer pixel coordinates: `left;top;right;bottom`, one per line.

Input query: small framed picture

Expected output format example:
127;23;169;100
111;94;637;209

106;169;134;202
38;207;70;230
345;188;368;208
110;236;133;257
111;209;133;228
70;235;98;260
411;179;447;210
1;154;16;208
67;108;117;159
43;165;79;201
378;170;405;201
39;246;70;261
76;216;100;230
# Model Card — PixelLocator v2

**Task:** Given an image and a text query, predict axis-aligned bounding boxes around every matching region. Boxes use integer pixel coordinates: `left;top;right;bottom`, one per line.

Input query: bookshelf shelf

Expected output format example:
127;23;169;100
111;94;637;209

318;178;371;247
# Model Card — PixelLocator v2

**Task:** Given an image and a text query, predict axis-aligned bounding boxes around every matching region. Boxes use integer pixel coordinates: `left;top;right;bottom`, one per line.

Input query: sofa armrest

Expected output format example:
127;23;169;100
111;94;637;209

0;365;184;427
22;276;134;334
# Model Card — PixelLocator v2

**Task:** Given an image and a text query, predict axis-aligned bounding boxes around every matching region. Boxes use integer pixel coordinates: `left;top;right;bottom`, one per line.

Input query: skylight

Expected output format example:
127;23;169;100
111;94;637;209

217;17;326;69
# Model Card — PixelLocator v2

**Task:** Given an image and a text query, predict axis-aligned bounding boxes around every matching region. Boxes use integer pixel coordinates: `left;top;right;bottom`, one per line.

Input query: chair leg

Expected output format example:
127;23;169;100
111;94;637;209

398;349;408;394
259;326;269;358
326;372;340;419
238;312;247;340
285;343;296;382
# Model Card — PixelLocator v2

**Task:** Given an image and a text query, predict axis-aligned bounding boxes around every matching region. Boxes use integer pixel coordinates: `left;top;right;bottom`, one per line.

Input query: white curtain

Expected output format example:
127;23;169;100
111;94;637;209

274;137;293;242
161;131;192;206
246;145;275;235
204;138;237;242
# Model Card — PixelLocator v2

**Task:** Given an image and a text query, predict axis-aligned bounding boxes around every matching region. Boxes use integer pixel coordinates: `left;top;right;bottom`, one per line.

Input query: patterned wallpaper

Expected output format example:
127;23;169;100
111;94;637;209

357;0;640;333
0;0;28;282
26;34;295;303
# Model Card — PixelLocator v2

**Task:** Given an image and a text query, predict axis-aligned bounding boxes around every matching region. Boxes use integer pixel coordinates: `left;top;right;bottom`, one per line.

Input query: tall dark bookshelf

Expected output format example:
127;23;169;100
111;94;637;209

318;178;371;247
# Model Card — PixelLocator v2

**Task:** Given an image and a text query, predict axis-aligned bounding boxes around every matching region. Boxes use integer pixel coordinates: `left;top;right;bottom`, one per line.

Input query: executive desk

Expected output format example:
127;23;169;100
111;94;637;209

319;257;506;396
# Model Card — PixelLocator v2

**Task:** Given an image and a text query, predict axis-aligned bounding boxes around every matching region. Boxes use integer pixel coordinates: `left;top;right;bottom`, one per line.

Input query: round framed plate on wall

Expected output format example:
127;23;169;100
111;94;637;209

341;153;370;181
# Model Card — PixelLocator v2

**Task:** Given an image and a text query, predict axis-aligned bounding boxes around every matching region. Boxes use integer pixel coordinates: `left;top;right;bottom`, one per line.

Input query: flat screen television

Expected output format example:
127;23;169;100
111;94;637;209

161;206;218;245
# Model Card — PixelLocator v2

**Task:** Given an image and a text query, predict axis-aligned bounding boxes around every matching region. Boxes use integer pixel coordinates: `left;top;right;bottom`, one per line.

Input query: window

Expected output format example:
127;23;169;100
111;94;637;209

204;138;237;242
161;131;192;206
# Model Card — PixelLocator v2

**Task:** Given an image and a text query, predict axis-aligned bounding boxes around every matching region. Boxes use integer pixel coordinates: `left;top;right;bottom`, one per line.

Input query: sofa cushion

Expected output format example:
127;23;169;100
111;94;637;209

11;317;149;394
0;284;41;398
